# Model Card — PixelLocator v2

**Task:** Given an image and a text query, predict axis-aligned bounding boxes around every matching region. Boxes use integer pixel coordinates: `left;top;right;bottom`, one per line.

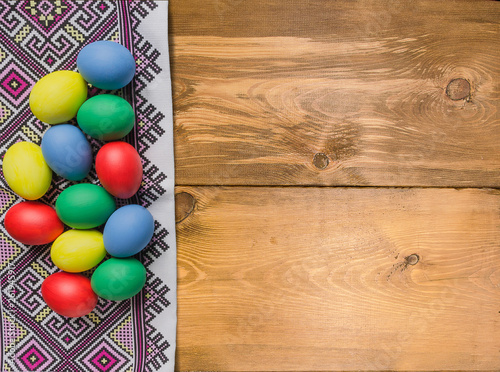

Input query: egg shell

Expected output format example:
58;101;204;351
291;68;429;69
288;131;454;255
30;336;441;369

103;205;154;257
2;142;52;200
41;124;93;181
42;272;97;318
55;183;116;229
77;94;135;141
5;201;64;245
91;257;146;301
96;142;143;199
77;40;136;90
29;71;88;124
51;230;106;272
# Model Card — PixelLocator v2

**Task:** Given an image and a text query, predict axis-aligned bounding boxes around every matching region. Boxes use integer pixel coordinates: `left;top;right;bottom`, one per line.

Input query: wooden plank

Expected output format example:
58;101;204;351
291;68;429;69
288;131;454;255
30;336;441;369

175;186;500;371
170;0;500;187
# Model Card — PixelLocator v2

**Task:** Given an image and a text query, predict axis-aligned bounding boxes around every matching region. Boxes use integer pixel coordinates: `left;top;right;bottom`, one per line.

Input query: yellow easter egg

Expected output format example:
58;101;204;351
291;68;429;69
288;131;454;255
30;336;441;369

2;142;52;200
29;70;88;124
51;230;106;272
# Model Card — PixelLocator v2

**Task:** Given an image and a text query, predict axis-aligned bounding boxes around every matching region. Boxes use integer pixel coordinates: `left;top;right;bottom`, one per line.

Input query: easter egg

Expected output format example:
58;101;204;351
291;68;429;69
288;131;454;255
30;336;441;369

77;94;135;140
42;272;97;317
5;201;63;245
91;258;146;301
41;124;92;181
55;183;116;229
103;205;154;257
77;40;136;90
2;142;52;200
51;230;106;272
29;70;88;124
96;142;143;199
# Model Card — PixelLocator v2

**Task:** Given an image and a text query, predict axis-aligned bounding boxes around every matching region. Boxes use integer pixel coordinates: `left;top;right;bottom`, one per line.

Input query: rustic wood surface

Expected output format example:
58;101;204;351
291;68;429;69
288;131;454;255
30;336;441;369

169;0;500;370
171;0;499;187
175;187;500;371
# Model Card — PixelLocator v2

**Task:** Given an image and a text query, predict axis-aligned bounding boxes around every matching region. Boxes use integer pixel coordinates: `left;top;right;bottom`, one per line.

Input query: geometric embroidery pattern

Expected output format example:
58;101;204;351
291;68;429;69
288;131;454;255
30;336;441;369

0;1;171;371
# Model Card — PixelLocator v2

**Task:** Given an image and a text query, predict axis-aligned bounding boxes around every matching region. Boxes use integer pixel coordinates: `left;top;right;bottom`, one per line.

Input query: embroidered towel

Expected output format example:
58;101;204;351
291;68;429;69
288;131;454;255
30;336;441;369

0;1;176;371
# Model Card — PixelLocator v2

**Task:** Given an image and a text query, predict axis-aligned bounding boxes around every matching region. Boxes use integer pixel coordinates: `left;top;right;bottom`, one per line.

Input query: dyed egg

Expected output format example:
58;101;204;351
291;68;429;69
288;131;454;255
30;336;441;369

55;183;116;229
96;142;142;199
51;230;106;272
91;258;146;301
29;70;88;124
2;142;52;200
103;205;154;257
77;40;136;90
77;94;135;140
42;272;97;318
5;201;64;245
41;124;93;181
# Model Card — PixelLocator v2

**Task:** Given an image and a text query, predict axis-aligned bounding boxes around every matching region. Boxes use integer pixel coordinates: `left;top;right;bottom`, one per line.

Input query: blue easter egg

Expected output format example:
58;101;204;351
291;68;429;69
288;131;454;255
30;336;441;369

41;124;92;181
77;41;136;90
103;205;155;257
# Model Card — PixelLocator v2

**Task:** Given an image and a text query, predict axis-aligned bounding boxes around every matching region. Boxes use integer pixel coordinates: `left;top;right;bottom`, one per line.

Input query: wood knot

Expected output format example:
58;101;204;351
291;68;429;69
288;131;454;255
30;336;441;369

175;192;195;223
313;153;329;170
405;254;420;266
446;78;470;101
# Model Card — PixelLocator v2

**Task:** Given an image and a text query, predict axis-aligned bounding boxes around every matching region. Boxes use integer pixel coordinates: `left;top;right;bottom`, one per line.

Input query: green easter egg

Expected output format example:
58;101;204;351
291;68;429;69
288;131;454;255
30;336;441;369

76;94;135;140
55;184;116;229
91;258;146;301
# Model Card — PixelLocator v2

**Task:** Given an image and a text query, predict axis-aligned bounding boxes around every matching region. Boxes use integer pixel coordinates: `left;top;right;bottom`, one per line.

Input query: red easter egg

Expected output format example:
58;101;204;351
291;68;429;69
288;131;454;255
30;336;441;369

95;142;143;199
5;201;64;245
41;272;97;318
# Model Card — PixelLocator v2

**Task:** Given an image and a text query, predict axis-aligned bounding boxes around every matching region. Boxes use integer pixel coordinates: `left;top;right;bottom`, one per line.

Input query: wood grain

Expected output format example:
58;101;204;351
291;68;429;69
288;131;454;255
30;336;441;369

170;0;500;187
170;1;500;370
175;186;500;371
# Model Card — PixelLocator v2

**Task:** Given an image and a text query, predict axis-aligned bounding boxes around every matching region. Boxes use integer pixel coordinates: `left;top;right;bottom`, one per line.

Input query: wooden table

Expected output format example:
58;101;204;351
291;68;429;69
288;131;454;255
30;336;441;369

169;1;500;370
